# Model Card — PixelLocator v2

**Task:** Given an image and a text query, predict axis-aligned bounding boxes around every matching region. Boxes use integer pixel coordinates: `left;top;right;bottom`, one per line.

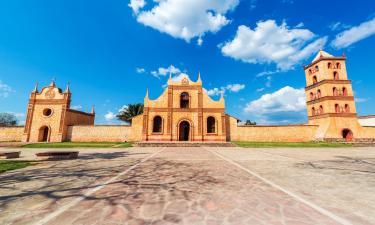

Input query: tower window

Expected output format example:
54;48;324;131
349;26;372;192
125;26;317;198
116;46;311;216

345;104;350;113
312;76;318;84
309;69;312;75
333;87;338;96
317;89;321;98
335;104;340;113
333;71;339;80
180;92;190;108
207;116;216;133
343;87;347;96
312;107;316;116
319;105;324;114
315;65;319;71
152;116;162;133
310;92;314;101
336;63;341;69
328;62;332;69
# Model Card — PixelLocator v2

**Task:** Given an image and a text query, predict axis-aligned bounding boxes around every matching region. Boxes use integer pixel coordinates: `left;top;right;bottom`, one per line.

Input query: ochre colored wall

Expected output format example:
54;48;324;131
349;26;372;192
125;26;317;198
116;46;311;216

0;127;24;142
227;116;318;142
67;125;132;142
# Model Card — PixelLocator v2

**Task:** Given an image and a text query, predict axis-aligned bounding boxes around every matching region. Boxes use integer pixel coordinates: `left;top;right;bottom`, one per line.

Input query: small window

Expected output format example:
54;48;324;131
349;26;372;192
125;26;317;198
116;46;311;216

152;116;162;133
333;87;337;96
317;89;321;98
310;92;314;100
336;63;341;69
180;92;189;108
333;71;339;80
345;104;350;113
319;105;324;114
207;116;216;133
335;104;340;113
43;108;52;117
315;65;319;71
309;69;312;74
343;87;347;96
328;62;332;69
312;107;316;116
312;76;318;84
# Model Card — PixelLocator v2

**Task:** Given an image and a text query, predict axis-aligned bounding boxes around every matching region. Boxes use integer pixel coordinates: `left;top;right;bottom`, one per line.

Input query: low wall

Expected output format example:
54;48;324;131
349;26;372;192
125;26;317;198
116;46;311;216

230;125;319;142
66;125;132;142
0;126;24;142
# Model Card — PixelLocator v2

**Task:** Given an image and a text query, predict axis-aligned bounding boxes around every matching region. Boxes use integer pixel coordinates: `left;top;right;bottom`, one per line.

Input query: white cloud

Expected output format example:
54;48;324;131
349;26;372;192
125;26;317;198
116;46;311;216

245;86;306;114
329;22;351;31
0;80;14;98
205;83;245;96
71;105;82;110
128;0;146;14
133;0;239;44
136;67;146;73
332;17;375;48
104;111;116;121
151;65;181;78
221;20;327;70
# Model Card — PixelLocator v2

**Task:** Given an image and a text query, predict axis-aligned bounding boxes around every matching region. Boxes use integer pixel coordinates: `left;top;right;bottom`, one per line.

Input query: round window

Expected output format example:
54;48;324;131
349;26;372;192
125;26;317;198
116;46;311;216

43;108;52;117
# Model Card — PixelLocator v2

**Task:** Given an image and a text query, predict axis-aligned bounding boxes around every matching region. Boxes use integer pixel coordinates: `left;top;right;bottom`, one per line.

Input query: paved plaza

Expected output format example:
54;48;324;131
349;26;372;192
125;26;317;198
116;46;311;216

1;147;375;225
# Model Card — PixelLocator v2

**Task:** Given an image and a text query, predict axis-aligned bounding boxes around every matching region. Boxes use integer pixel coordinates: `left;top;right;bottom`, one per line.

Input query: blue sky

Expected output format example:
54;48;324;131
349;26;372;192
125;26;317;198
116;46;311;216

0;0;375;125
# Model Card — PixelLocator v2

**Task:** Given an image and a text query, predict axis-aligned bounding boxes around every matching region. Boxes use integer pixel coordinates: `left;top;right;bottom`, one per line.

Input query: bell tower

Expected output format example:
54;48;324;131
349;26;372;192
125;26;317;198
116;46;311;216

304;50;361;141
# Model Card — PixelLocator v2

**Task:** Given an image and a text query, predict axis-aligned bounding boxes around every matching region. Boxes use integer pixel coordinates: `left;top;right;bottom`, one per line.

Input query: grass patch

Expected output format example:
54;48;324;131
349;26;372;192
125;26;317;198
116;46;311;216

0;160;35;173
22;142;133;148
233;141;353;148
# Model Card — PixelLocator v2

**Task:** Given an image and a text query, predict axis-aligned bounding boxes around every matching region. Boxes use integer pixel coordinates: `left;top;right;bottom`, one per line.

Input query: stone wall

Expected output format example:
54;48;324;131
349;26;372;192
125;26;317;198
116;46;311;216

0;126;24;142
66;125;132;142
227;116;318;142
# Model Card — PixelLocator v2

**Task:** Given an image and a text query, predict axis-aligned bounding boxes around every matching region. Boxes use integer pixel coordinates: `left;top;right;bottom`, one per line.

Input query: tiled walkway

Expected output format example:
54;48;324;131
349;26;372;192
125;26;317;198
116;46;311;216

1;147;375;225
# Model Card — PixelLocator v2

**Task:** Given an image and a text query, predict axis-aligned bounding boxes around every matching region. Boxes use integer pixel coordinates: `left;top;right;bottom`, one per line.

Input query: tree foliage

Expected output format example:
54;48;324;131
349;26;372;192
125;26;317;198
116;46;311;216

117;103;144;123
245;120;256;126
0;113;17;126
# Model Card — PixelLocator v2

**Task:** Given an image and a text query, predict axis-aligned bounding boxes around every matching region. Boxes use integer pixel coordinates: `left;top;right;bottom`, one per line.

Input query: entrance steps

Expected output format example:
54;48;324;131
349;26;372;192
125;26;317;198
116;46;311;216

134;141;235;147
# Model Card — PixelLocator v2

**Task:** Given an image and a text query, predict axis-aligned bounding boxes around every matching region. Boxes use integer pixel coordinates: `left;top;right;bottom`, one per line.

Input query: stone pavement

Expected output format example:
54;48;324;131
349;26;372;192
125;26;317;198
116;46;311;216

1;147;375;225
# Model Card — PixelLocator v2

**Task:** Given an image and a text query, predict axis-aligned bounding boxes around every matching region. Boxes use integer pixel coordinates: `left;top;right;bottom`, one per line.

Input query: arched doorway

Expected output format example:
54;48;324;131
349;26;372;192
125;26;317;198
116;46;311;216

179;121;190;141
342;129;353;142
38;126;50;142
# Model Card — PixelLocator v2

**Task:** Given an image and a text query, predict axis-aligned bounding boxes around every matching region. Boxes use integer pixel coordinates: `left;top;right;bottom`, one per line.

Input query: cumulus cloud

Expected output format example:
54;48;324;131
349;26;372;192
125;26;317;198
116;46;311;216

221;20;327;70
104;111;116;121
128;0;146;14
131;0;239;44
205;83;245;96
244;86;307;124
245;86;306;114
332;17;375;48
151;65;181;78
0;80;14;98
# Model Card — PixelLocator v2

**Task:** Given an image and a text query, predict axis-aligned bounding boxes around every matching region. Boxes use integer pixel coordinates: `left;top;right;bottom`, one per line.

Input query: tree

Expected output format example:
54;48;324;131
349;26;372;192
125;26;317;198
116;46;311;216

0;113;17;126
117;103;144;124
245;120;256;126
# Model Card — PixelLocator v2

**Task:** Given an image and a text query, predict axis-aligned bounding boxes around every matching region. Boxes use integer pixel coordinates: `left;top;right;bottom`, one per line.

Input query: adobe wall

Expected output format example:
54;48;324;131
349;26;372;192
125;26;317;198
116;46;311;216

0;126;24;142
226;116;318;142
358;126;375;141
66;125;132;142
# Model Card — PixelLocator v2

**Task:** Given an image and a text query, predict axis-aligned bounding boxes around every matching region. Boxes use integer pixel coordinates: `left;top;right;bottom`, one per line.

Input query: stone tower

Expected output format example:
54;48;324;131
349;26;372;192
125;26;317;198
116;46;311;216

304;50;361;141
22;81;95;142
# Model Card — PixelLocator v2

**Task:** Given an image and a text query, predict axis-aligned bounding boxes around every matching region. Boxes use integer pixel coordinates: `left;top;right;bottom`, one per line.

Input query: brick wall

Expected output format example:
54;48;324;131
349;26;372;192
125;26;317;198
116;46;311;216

66;125;132;142
0;126;24;142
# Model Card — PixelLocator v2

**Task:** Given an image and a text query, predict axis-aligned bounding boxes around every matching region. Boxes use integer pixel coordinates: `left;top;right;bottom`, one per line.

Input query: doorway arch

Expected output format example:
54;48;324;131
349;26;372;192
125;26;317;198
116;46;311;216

342;129;353;142
38;126;50;142
178;121;191;141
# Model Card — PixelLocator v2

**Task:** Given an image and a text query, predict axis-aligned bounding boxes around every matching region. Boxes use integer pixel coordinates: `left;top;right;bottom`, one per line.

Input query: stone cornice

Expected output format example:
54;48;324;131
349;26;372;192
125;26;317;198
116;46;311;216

304;57;346;69
305;80;352;91
307;96;354;105
309;113;357;119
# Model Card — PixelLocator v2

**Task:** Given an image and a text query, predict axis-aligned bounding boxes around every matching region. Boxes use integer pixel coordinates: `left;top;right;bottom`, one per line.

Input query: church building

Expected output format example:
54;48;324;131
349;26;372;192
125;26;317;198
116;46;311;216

1;50;375;143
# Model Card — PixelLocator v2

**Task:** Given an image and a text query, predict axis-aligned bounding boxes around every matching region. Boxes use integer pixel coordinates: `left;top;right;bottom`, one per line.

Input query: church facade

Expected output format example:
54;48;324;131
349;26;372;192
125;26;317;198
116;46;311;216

1;50;375;143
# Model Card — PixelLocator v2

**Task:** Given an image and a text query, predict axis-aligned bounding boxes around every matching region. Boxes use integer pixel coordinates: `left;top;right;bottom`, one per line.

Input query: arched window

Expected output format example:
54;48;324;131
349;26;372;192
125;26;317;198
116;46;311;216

319;105;324;114
313;76;318;84
309;69;312;75
333;71;339;80
152;116;162;133
315;65;319;71
328;62;332;69
333;87;338;96
342;87;347;96
345;104;350;113
180;92;189;108
335;104;340;113
336;62;341;69
207;116;216;133
312;107;316;116
310;92;314;100
317;89;321;98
